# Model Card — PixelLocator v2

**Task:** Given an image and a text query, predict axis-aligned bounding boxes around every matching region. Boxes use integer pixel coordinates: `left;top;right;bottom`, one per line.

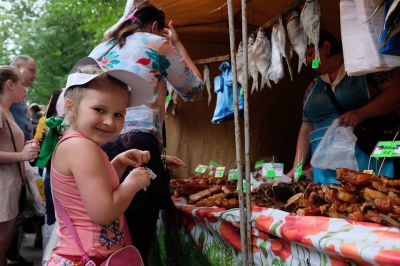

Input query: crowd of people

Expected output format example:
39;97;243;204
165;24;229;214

1;1;400;266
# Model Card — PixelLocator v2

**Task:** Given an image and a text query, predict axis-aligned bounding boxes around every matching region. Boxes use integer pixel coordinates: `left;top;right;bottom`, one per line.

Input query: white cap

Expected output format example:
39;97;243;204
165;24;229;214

65;57;152;107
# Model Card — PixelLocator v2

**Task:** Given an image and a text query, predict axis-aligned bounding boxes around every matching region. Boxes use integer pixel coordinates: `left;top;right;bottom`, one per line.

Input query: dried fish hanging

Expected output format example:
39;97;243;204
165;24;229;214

203;64;212;106
287;9;308;73
252;27;272;90
247;33;259;94
301;0;321;65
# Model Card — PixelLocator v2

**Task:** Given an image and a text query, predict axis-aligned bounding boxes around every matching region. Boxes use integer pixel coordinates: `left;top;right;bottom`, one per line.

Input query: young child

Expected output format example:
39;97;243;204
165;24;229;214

46;57;153;265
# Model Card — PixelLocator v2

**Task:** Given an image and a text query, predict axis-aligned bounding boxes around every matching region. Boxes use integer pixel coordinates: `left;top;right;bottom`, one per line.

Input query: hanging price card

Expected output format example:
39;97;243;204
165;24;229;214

215;166;226;178
262;163;284;178
228;169;238;181
195;164;208;173
371;141;400;158
294;160;303;182
255;160;264;170
312;59;319;68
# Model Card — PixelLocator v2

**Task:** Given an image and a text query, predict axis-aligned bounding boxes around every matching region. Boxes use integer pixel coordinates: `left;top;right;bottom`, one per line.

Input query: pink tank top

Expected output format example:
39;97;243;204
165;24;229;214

51;131;124;258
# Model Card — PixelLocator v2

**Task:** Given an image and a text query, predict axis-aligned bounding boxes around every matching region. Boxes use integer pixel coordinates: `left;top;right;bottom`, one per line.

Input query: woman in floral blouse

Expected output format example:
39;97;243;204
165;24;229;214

89;0;203;262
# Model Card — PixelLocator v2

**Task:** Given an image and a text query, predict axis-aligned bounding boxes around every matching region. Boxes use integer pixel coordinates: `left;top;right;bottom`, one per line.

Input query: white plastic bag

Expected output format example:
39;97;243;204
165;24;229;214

311;119;359;170
42;221;59;266
340;0;400;76
24;162;46;217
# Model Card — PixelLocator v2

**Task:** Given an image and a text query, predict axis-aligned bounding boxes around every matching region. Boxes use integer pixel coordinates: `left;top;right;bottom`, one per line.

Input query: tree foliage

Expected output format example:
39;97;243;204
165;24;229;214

0;0;126;104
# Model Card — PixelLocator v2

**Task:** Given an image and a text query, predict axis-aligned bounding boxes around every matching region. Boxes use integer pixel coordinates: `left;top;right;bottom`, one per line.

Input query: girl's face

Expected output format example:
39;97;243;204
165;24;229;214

11;72;26;103
68;80;129;146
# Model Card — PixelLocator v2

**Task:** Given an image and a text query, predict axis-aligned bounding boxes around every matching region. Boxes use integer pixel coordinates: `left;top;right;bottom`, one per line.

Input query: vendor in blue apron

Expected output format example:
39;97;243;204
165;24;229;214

286;30;400;184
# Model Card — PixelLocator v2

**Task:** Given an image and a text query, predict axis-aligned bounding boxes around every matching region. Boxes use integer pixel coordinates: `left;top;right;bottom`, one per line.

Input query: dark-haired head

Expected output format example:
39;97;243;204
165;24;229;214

308;30;343;58
318;30;342;57
105;1;166;47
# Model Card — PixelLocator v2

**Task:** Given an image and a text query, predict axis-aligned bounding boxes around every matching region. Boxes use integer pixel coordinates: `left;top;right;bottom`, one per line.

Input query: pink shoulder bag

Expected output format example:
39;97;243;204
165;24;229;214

53;195;144;266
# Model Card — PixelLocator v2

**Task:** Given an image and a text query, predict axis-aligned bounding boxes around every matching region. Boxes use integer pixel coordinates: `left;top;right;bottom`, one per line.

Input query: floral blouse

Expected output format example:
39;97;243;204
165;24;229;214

89;32;203;144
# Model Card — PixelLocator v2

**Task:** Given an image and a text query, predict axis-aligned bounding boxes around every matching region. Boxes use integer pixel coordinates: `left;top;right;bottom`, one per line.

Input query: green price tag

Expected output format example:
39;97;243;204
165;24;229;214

166;95;171;101
266;170;275;178
215;167;225;178
372;141;400;158
228;169;238;181
262;163;283;178
240;87;244;95
294;162;302;182
195;164;208;173
312;59;319;68
255;160;264;170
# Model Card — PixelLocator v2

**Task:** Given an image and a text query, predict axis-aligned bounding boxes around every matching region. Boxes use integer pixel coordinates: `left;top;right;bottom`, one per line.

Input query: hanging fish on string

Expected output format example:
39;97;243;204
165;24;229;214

236;41;245;87
252;27;272;90
247;33;259;94
277;13;294;81
287;9;308;73
267;24;284;85
301;0;321;66
203;64;212;106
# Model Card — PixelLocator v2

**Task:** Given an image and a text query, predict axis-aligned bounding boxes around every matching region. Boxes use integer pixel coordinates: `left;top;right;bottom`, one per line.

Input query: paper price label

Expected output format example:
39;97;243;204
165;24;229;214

228;169;238;181
195;164;208;173
372;141;400;158
312;59;319;68
262;163;284;178
255;160;264;170
215;166;225;178
363;170;374;174
294;161;302;182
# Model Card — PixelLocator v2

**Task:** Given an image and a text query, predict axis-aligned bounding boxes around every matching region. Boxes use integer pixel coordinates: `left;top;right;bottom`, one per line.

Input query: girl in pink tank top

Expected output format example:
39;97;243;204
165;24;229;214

47;57;152;265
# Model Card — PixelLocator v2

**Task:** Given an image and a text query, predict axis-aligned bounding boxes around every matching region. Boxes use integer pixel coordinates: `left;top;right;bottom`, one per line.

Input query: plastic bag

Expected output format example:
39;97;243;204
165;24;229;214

311;119;359;170
42;221;59;266
24;162;46;217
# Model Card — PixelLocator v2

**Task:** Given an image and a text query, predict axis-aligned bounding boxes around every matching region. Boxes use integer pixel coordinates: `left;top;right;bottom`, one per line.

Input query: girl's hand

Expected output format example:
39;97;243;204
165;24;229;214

21;142;40;161
119;149;150;168
125;167;152;190
165;155;186;171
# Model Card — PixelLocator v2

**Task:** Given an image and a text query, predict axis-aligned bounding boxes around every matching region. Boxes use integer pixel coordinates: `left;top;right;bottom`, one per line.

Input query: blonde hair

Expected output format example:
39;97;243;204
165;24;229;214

64;65;129;126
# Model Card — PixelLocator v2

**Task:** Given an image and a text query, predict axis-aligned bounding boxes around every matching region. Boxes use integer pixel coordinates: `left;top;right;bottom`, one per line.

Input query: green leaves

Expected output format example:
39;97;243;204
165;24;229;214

0;0;126;103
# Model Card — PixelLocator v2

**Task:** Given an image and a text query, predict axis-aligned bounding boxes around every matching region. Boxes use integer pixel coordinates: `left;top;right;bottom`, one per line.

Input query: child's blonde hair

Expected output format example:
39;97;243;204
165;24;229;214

63;64;130;127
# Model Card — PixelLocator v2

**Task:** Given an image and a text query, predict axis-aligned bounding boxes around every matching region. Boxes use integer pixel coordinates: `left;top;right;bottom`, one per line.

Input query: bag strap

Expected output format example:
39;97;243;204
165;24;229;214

53;192;133;262
324;83;346;115
5;118;26;185
53;194;91;262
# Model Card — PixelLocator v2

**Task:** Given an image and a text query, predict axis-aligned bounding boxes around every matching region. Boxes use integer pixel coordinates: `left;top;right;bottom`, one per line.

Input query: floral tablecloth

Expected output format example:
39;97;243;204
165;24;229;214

150;197;400;266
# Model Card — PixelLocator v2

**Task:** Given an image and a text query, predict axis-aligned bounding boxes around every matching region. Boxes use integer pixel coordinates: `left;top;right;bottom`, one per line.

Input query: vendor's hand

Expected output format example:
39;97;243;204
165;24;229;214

21;141;40;161
163;21;180;47
339;109;367;127
165;155;186;171
120;149;150;168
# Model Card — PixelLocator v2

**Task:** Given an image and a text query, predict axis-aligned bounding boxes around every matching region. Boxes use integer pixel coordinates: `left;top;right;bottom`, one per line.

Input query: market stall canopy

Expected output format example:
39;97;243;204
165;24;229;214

145;0;343;178
155;0;341;45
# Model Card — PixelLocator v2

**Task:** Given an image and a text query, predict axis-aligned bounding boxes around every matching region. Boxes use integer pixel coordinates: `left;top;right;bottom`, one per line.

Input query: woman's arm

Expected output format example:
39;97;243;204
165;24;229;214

165;21;202;79
0;141;40;163
339;74;400;126
286;122;313;179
